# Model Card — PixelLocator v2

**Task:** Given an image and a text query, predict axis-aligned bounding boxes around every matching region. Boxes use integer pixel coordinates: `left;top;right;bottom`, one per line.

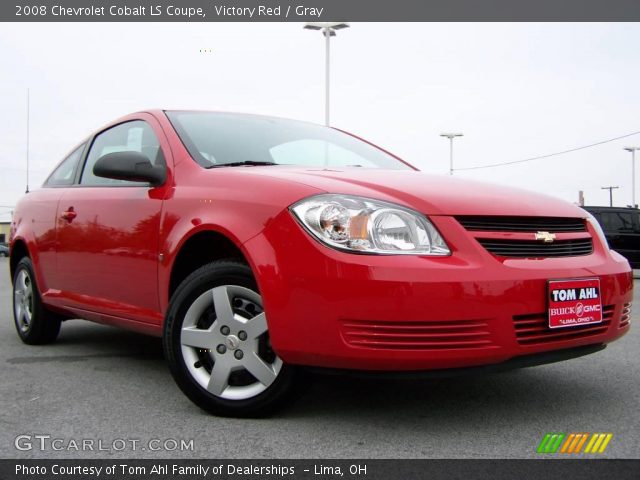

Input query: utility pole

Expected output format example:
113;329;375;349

601;186;619;207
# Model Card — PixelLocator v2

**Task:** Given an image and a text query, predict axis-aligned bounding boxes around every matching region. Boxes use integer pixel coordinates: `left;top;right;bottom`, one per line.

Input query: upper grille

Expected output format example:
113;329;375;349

340;319;495;351
513;305;614;345
456;216;587;233
478;238;593;258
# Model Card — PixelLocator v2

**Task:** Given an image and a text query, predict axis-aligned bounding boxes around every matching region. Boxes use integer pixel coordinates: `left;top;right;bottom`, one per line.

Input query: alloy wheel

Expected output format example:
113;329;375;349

14;269;34;333
180;285;283;400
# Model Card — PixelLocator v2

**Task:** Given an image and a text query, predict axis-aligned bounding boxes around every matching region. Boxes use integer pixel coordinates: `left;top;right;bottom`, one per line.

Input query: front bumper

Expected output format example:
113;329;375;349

244;212;633;371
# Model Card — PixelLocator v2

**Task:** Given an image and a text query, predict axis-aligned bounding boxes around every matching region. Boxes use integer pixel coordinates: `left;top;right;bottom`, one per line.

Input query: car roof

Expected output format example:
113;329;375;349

583;206;639;211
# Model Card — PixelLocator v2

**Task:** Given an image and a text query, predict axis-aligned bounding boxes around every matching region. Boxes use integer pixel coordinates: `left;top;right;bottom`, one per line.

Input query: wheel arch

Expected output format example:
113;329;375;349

9;238;30;282
166;227;261;308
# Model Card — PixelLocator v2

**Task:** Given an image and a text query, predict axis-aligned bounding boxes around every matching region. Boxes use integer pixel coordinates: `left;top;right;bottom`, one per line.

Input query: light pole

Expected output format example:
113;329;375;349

601;186;619;207
624;147;640;208
440;133;463;175
304;22;350;126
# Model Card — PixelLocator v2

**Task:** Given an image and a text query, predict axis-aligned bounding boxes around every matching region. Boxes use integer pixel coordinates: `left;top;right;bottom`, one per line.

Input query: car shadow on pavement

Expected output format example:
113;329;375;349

281;362;624;430
283;366;615;425
6;320;164;365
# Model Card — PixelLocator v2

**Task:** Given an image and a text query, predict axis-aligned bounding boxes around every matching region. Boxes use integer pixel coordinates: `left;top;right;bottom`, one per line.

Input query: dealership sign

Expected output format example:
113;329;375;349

548;278;602;329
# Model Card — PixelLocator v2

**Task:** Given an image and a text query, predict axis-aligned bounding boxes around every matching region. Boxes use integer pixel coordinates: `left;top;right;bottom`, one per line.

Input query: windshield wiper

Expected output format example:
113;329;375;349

206;160;277;168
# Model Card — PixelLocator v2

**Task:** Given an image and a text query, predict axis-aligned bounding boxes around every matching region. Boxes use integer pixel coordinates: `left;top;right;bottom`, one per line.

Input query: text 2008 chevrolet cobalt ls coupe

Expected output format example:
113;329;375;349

9;111;633;416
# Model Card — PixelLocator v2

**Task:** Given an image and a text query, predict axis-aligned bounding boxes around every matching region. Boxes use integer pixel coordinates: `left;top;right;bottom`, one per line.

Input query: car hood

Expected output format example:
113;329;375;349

240;166;588;217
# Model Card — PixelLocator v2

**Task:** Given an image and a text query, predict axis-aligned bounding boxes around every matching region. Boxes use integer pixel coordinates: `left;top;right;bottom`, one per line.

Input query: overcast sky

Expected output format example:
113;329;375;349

1;22;639;222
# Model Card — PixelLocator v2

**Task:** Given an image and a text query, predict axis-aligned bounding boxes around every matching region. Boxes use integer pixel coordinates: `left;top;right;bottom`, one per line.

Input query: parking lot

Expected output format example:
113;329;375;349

0;256;638;459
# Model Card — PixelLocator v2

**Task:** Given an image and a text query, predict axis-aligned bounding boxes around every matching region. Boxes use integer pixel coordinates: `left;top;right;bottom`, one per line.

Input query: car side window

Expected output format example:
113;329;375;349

599;212;635;232
80;121;165;186
612;212;634;231
44;144;85;187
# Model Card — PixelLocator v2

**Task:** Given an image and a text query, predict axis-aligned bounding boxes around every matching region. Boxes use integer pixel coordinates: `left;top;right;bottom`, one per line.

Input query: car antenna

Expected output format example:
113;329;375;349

25;88;30;194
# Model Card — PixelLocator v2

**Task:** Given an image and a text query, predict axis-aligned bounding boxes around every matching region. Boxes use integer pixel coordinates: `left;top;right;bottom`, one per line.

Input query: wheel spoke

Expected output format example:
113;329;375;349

15;303;23;325
212;286;235;322
207;358;232;396
244;312;268;339
243;352;277;387
181;326;214;349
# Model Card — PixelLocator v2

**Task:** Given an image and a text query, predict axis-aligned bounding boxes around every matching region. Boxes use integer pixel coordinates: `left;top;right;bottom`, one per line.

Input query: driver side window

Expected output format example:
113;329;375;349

80;121;164;186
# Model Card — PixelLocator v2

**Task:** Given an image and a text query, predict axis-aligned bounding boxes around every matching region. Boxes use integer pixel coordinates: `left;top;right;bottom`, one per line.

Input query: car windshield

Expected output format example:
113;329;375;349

165;111;413;170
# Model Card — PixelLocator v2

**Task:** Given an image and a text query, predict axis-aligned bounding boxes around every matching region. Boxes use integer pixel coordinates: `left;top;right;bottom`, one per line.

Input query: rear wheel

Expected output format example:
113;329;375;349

13;257;61;344
164;260;296;417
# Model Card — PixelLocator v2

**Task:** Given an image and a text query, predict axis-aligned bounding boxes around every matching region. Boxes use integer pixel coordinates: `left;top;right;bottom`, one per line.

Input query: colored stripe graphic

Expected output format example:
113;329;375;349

573;433;589;453
598;434;613;453
560;434;575;453
539;433;613;454
584;433;613;453
537;433;565;453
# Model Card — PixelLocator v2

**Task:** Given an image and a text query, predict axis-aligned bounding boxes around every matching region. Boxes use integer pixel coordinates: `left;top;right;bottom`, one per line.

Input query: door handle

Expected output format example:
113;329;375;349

60;208;77;222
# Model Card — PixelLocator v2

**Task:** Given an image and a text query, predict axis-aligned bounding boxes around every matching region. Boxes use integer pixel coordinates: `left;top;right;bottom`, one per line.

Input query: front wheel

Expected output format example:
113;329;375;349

163;260;297;417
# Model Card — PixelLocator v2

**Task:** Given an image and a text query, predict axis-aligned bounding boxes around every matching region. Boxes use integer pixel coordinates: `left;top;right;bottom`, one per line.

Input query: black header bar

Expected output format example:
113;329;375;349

3;0;640;22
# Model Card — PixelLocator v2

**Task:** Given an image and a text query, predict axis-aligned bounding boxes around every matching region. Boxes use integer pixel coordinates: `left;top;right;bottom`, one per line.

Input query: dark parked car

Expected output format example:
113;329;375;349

584;206;640;268
0;243;9;257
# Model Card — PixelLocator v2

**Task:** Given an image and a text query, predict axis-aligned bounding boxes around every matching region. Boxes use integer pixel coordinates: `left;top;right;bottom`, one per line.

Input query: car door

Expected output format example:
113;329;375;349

55;115;171;325
20;143;86;291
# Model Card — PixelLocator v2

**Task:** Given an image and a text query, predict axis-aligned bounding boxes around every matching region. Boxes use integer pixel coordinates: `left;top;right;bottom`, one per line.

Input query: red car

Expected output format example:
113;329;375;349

9;110;633;416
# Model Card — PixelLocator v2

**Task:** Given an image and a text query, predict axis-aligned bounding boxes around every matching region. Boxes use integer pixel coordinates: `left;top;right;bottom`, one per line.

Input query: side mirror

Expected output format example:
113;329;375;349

93;151;166;186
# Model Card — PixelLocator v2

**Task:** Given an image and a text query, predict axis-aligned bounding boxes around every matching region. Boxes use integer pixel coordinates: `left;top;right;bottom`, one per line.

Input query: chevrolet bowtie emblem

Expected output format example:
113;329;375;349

535;231;556;243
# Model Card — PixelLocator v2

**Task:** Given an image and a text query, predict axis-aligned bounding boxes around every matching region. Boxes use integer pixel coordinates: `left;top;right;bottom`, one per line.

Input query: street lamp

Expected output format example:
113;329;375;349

440;133;463;175
624;147;640;208
304;22;350;126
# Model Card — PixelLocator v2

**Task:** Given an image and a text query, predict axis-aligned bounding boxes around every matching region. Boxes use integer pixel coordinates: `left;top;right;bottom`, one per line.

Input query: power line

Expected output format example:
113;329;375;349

454;129;640;171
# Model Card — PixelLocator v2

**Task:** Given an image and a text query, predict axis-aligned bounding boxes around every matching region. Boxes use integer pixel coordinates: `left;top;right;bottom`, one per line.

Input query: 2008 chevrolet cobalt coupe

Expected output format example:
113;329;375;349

9;110;633;416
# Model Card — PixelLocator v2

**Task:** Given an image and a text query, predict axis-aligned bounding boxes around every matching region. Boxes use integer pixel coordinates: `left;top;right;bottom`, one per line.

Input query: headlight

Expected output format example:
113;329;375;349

585;214;609;250
290;194;450;255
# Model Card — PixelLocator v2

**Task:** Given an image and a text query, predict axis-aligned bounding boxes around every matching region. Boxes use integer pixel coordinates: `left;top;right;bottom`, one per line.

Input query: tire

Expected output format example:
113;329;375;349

13;257;61;345
163;260;297;417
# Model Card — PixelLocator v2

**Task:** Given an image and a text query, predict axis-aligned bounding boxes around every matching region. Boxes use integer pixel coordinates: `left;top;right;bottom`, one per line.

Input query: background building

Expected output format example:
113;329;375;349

0;222;11;244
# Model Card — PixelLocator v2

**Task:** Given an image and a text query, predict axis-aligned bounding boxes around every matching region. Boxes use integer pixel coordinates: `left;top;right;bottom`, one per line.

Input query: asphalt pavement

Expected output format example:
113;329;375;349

0;257;638;459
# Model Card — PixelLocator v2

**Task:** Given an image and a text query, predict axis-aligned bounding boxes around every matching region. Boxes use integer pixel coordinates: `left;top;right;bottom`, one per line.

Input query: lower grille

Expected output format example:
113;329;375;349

513;305;614;345
620;303;632;329
478;238;593;258
340;319;494;350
